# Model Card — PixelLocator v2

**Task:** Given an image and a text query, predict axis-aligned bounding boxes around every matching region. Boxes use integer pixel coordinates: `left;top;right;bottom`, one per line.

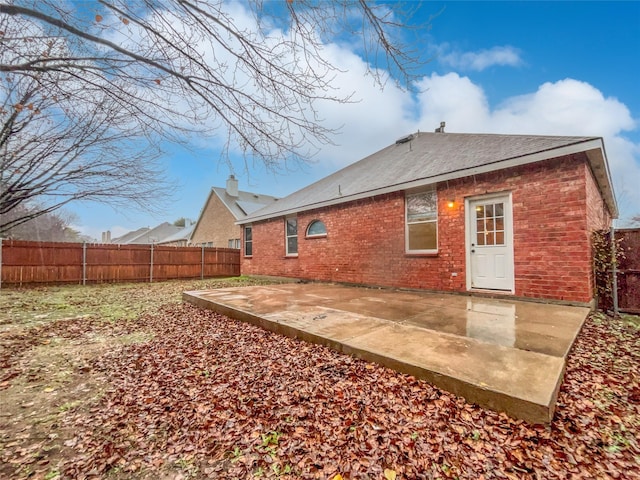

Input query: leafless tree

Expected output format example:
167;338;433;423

1;70;171;234
2;202;86;241
1;0;431;232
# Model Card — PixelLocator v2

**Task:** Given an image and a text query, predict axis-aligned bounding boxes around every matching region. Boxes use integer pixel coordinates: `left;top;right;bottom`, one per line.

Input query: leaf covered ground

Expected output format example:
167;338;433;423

1;279;639;479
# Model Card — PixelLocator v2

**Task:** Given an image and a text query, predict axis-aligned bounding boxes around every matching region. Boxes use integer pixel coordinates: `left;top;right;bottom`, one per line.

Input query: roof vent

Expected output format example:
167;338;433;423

395;133;414;144
434;121;445;133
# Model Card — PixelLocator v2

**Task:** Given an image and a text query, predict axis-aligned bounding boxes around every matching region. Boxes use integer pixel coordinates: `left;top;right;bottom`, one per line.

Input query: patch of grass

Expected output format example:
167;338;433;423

620;314;640;329
44;470;60;480
259;430;283;458
0;276;273;328
174;457;199;477
230;446;244;463
58;401;81;412
116;332;154;345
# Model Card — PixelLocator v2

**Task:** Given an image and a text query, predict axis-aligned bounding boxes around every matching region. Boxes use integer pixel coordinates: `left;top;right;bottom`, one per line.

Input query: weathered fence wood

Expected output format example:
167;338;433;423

0;240;240;287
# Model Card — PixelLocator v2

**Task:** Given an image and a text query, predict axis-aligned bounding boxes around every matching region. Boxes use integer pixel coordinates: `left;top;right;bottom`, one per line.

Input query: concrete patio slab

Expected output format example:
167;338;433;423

183;283;589;423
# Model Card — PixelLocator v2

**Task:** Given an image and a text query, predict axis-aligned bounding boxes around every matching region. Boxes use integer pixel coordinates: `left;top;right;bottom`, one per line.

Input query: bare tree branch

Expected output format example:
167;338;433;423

0;0;432;233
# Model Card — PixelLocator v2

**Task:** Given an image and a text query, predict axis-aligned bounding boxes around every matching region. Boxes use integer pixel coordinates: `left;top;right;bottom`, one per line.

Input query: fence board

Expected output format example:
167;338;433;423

616;228;640;314
0;240;239;287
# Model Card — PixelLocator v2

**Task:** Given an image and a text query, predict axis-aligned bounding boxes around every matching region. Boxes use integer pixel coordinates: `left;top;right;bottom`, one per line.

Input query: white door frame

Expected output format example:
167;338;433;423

464;192;515;293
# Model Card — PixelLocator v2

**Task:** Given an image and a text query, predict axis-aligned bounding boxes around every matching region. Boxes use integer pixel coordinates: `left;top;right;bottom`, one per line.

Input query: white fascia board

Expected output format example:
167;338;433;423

238;139;606;224
584;141;619;218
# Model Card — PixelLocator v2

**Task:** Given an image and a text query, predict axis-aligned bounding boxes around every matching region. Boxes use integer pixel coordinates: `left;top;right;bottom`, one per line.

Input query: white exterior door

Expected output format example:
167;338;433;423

468;195;514;291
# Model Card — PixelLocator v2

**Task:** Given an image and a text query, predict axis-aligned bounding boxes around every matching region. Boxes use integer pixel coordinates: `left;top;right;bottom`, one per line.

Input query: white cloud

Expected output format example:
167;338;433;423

412;74;640;222
308;43;416;166
438;45;523;71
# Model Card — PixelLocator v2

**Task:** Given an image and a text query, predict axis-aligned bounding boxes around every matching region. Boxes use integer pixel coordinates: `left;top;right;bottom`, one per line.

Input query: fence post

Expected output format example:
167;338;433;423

150;243;154;283
201;245;205;280
82;242;87;285
610;227;619;315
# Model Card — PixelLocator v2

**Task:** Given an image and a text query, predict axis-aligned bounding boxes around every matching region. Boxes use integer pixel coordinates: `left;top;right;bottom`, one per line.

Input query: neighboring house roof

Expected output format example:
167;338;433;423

211;187;279;220
114;222;182;244
239;131;617;223
156;224;195;245
191;185;279;237
111;227;150;244
130;222;182;244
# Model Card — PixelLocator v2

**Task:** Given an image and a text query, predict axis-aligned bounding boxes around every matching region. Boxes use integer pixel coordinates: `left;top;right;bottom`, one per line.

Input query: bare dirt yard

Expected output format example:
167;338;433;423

1;278;639;480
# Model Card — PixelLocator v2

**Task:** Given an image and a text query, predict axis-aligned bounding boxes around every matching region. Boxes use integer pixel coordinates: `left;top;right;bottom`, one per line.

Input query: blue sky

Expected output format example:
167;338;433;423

72;1;640;240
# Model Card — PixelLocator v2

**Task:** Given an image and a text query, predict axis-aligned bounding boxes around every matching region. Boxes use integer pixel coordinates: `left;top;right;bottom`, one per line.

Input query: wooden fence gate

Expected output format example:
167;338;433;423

616;228;640;314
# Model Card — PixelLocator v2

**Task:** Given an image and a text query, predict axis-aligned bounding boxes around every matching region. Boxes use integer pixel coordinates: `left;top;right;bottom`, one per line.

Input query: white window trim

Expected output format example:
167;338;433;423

244;225;253;257
285;217;298;256
405;189;438;254
305;219;327;238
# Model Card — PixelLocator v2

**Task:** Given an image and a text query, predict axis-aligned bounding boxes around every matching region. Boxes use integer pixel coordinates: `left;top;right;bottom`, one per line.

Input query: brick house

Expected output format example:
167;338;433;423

239;131;617;305
190;175;278;248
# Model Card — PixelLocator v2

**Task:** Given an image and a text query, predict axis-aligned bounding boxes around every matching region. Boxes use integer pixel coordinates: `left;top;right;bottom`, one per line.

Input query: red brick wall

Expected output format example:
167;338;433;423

243;154;604;303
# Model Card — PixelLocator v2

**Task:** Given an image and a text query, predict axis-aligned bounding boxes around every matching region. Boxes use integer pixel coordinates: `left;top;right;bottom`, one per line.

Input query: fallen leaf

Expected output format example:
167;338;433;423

384;468;397;480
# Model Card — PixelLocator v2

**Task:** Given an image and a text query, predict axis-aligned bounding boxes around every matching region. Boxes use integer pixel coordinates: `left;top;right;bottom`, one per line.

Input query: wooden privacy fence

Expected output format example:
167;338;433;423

616;228;640;314
0;240;240;287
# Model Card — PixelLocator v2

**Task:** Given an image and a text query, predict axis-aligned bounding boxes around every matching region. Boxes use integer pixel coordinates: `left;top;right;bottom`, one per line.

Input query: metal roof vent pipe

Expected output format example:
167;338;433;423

435;121;445;133
226;174;239;197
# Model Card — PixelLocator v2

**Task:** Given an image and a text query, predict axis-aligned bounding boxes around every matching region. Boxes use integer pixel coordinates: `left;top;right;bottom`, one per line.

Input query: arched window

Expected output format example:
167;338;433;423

306;220;327;237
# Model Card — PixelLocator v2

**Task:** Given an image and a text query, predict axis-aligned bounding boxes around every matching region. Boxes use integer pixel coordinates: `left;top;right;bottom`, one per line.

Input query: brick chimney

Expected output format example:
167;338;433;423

226;174;239;197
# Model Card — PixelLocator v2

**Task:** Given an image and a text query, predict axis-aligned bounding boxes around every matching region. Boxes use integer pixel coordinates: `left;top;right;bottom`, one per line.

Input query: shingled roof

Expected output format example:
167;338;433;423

239;131;617;223
210;187;279;220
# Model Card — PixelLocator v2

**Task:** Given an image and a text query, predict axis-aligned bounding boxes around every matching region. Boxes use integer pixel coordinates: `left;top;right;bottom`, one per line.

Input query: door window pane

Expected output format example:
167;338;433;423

486;218;494;231
474;201;506;247
486;204;494;217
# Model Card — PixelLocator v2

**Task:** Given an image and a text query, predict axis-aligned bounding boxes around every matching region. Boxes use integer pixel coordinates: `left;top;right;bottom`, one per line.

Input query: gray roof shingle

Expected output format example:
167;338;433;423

240;131;617;222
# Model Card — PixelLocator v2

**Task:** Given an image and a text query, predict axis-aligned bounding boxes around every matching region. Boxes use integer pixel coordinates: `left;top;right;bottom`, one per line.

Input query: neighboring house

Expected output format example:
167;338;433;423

239;130;617;305
112;222;182;244
156;223;195;247
190;175;278;248
110;227;150;244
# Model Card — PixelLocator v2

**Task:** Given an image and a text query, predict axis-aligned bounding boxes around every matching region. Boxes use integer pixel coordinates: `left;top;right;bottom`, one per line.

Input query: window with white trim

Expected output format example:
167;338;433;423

406;190;438;253
285;217;298;255
244;226;252;256
306;219;327;237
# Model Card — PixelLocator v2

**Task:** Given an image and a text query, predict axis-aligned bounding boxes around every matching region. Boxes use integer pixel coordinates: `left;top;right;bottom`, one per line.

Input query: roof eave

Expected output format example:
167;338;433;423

239;138;613;224
584;140;619;219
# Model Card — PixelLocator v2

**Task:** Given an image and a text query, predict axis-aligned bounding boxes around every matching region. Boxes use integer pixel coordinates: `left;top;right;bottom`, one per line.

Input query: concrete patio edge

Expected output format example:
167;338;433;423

182;287;585;424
